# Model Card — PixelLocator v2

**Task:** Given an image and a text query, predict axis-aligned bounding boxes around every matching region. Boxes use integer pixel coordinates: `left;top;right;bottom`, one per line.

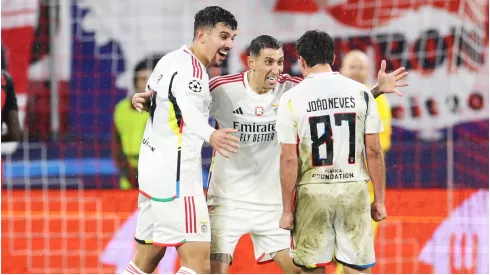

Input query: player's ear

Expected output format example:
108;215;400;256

299;56;307;70
332;54;336;65
247;55;255;71
195;28;206;44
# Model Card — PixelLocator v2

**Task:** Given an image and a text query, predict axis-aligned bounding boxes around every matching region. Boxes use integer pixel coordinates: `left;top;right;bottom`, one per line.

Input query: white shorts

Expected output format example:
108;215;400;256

209;205;289;263
134;193;211;246
291;181;375;269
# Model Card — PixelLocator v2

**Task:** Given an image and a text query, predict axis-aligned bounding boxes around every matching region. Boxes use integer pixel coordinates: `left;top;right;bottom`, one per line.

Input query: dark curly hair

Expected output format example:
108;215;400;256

295;30;335;67
193;6;237;39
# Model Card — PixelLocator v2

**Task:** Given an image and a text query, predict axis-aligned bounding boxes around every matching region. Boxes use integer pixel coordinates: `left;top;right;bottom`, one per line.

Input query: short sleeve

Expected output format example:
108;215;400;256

365;91;384;134
146;60;165;93
276;95;298;144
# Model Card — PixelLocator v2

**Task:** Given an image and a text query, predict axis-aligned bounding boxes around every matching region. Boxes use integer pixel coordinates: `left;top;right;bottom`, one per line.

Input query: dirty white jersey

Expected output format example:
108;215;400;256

207;72;302;210
276;72;383;186
138;45;215;201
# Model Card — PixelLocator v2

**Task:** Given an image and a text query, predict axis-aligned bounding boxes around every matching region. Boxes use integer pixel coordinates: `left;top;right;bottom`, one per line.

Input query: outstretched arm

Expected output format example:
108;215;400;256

371;60;409;98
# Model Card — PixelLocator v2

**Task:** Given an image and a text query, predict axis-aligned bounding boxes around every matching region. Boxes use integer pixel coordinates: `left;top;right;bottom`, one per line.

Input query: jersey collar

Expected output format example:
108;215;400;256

243;70;276;100
181;45;205;68
305;71;339;79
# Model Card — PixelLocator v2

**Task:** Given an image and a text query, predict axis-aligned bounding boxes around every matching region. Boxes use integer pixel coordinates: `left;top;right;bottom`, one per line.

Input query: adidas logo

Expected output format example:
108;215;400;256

232;107;244;114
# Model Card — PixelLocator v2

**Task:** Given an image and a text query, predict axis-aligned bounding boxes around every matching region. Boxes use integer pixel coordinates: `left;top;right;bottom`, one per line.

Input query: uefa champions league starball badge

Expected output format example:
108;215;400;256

188;80;202;93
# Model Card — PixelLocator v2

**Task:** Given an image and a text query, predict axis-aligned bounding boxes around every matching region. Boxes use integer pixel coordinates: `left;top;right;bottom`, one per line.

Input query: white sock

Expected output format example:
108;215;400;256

176;266;197;274
123;261;147;274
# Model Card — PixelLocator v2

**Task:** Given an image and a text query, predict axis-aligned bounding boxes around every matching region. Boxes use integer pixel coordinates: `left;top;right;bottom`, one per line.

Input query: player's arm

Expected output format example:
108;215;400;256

132;90;152;113
371;60;408;98
364;91;387;222
276;96;298;230
377;96;392;152
171;71;239;157
2;71;21;142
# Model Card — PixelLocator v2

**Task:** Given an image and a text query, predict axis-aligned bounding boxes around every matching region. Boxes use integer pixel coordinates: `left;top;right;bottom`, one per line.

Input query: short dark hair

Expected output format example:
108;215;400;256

134;55;161;73
193;6;237;39
249;35;282;56
133;55;161;87
295;30;335;67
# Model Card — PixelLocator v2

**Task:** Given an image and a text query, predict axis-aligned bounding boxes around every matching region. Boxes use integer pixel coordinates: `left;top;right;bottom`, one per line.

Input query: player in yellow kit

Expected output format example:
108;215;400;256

337;49;392;273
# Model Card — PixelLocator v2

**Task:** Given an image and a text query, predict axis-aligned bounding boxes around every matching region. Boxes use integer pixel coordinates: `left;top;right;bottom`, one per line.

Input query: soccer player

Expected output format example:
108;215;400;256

207;35;302;274
338;50;392;273
124;6;240;274
277;30;396;274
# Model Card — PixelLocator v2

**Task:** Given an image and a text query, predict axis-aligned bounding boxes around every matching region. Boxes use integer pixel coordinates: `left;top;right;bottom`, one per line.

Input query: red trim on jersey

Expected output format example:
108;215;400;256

209;74;242;92
209;72;242;86
153;240;186;247
241;72;246;88
183;49;202;79
209;73;242;88
278;74;302;84
191;196;197;233
185;197;189;233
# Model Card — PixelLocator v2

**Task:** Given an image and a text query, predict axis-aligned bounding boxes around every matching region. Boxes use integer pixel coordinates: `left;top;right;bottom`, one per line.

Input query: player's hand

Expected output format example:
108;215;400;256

371;201;387;222
132;90;153;113
279;212;294;230
376;60;408;97
209;128;240;158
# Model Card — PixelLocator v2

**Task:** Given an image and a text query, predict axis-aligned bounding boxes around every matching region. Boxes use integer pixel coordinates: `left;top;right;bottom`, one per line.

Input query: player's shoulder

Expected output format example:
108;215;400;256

277;74;302;86
209;72;244;92
171;46;208;80
329;73;366;88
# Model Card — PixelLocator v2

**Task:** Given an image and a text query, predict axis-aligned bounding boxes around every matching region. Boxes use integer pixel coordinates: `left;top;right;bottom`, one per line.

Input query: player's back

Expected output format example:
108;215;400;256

138;46;211;200
282;72;381;186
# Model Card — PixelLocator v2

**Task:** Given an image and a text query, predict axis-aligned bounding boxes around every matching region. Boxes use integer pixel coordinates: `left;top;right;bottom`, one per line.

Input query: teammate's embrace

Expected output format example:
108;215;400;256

125;6;240;275
132;32;408;274
277;30;389;274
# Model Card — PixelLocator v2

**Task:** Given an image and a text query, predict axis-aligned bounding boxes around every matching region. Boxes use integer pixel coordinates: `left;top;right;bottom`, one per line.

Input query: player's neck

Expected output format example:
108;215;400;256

247;70;270;95
188;44;210;68
304;64;333;77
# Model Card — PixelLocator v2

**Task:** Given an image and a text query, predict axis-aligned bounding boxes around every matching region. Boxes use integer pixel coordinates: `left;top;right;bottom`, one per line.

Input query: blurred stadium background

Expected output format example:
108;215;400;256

1;0;488;273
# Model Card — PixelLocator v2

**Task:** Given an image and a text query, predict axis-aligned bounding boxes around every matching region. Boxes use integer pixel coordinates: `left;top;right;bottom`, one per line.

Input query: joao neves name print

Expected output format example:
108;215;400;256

307;97;356;112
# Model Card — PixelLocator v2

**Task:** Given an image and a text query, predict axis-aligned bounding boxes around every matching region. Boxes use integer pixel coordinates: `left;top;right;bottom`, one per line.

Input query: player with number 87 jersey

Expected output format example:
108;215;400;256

277;30;390;274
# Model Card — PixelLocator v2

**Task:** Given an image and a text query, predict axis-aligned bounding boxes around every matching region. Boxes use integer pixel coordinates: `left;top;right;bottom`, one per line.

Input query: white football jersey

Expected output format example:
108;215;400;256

207;72;301;210
138;45;215;200
276;72;383;185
